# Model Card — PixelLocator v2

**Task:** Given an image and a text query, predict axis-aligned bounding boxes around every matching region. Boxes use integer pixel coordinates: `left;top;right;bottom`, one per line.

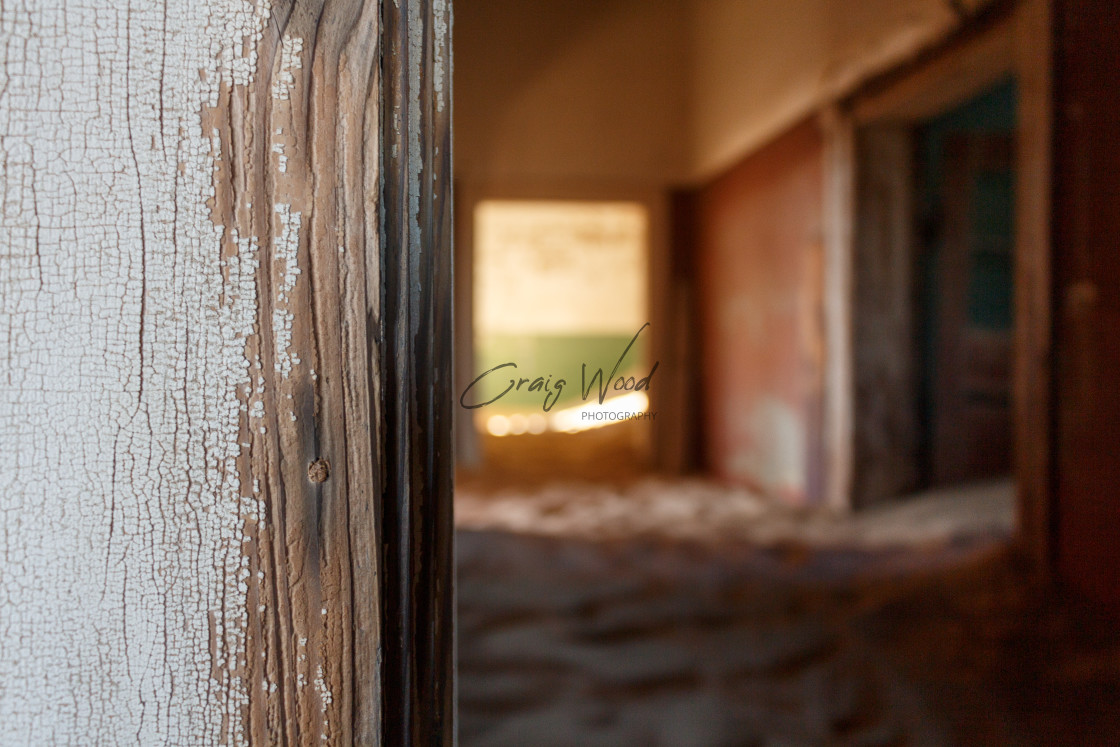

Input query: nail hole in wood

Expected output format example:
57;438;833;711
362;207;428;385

308;459;330;483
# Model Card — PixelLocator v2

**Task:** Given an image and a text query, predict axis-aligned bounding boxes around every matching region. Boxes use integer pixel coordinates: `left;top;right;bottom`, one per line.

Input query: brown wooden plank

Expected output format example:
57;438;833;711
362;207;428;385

210;0;453;742
206;0;392;742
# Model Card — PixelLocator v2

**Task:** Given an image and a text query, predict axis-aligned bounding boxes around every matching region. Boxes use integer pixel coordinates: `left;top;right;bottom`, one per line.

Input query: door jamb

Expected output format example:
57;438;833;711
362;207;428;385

821;0;1054;573
379;0;456;742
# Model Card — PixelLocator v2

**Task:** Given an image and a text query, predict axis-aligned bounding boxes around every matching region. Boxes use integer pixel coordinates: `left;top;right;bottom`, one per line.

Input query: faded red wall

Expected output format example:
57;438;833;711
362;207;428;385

695;120;824;506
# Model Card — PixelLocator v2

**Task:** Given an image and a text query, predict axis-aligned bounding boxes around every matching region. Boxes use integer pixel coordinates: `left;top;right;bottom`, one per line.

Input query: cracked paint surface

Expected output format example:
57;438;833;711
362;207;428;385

271;202;303;379
0;1;270;742
271;34;304;102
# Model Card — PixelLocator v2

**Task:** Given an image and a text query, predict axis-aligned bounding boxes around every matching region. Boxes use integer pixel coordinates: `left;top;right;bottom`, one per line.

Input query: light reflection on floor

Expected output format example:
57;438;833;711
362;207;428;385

456;477;1015;548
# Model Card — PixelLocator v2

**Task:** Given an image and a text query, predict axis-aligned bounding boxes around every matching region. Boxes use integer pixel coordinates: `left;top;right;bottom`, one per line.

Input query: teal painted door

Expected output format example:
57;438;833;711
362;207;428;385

932;133;1015;484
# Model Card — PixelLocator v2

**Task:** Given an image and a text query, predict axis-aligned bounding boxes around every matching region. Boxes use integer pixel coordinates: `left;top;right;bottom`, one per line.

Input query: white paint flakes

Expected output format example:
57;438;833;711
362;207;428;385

272;142;288;173
314;663;334;712
272;34;305;101
0;1;270;743
272;202;302;378
212;0;272;90
433;0;449;113
274;203;303;296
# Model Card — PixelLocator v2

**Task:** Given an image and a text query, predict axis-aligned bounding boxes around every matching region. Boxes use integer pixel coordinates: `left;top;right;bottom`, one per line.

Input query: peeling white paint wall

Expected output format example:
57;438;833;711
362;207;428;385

0;1;269;742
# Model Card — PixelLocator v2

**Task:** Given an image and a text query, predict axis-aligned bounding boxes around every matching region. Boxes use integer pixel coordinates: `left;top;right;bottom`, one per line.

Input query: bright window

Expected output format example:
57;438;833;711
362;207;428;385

472;200;650;434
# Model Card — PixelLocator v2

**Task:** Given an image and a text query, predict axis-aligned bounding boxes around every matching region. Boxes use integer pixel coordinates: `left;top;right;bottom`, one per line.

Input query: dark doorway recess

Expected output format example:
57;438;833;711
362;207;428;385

852;78;1018;507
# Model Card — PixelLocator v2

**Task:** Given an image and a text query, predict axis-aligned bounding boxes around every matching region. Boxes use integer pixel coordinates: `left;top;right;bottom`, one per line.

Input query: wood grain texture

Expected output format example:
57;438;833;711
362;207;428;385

0;2;283;742
0;0;453;743
378;0;455;744
221;2;387;743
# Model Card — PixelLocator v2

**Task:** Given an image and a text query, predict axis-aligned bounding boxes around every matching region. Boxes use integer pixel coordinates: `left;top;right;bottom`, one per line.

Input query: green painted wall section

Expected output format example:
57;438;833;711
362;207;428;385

470;333;650;414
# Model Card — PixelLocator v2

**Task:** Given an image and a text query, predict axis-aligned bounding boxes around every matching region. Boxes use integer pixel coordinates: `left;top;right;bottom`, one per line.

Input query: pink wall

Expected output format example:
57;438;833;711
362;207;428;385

695;121;824;505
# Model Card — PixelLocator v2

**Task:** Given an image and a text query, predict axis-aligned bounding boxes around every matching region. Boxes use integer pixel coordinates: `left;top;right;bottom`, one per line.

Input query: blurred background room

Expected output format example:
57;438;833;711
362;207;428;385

451;0;1120;744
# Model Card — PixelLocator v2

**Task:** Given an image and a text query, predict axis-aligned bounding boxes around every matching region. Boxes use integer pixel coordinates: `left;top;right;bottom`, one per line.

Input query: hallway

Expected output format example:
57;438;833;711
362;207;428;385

452;0;1120;743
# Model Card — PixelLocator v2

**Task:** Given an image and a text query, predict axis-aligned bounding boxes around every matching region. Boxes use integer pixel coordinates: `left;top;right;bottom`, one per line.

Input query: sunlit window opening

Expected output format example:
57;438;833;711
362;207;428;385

473;200;649;435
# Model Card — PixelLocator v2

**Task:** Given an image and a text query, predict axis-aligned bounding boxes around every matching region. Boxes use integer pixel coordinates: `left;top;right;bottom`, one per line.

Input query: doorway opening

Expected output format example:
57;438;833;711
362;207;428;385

851;77;1018;507
466;198;653;482
916;78;1017;489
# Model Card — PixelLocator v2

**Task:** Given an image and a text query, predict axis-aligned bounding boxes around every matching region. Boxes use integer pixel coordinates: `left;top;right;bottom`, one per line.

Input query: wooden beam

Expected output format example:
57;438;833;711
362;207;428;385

852;12;1016;124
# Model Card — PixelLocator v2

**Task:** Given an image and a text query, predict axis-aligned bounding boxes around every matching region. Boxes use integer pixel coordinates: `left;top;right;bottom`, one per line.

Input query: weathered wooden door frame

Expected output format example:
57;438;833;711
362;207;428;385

0;0;453;742
379;0;455;744
821;0;1055;569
